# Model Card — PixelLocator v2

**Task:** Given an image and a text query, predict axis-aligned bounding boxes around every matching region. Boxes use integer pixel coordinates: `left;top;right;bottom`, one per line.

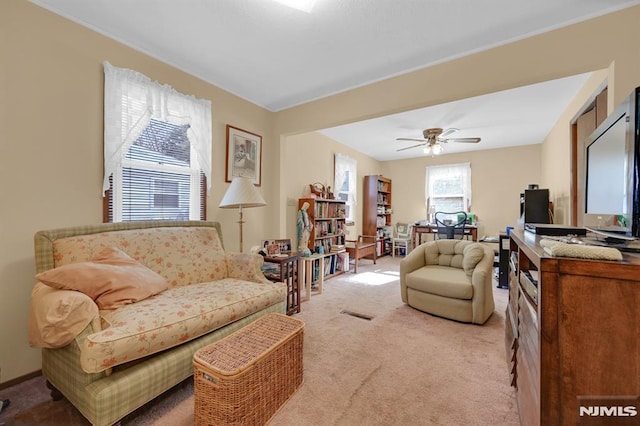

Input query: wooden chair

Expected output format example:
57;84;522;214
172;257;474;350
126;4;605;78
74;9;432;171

345;235;377;273
392;222;413;257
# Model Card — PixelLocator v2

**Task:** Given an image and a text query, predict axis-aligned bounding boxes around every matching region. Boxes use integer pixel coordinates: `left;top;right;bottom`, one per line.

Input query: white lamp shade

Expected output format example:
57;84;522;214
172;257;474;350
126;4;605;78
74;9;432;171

219;177;266;208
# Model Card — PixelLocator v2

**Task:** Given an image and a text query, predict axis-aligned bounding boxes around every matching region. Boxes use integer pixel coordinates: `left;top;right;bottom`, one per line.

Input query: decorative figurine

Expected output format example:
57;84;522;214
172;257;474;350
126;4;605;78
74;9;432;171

297;202;312;257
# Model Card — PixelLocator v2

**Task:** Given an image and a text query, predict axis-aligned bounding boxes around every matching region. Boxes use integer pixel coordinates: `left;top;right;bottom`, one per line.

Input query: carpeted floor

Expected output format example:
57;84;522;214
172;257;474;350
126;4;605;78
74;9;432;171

0;255;519;425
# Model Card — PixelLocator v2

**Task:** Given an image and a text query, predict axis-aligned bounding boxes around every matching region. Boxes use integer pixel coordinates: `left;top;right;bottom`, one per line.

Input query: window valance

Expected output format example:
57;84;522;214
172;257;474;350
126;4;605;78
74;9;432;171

102;61;212;195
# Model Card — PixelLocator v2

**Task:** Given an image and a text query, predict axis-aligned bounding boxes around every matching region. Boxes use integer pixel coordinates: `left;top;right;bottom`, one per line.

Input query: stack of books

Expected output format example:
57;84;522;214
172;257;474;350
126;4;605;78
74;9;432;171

330;244;345;253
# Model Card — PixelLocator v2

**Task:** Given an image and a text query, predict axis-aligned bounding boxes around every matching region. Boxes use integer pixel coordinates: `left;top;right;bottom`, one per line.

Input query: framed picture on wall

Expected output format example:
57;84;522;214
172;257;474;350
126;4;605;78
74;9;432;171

225;125;262;186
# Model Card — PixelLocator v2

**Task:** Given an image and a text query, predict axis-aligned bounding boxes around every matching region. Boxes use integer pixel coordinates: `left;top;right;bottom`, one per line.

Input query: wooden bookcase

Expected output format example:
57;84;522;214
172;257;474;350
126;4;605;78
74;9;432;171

297;198;349;284
505;229;640;425
298;198;347;253
363;175;392;256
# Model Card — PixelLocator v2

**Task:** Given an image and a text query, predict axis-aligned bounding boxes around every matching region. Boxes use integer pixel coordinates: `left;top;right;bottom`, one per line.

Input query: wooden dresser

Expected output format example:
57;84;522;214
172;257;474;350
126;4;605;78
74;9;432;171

505;230;639;425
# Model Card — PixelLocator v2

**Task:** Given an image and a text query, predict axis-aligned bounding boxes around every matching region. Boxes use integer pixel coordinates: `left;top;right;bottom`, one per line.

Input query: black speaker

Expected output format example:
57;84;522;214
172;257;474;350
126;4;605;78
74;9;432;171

524;189;550;224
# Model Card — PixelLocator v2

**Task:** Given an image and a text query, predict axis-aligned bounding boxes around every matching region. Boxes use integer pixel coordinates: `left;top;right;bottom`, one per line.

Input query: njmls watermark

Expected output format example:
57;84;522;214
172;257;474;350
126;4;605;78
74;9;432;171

578;396;639;425
580;406;637;417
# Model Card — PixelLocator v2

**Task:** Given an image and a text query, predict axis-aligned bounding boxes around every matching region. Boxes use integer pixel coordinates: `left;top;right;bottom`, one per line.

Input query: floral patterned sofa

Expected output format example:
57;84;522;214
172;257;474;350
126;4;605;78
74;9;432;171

28;221;286;426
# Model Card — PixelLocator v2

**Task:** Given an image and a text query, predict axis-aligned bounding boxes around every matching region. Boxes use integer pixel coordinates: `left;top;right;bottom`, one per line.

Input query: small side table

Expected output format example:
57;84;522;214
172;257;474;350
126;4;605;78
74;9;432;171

299;254;326;301
263;253;301;315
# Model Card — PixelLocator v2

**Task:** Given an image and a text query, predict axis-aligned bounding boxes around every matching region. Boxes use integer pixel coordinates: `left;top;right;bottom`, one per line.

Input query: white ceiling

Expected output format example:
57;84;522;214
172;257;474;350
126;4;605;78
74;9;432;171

319;73;592;160
30;0;640;160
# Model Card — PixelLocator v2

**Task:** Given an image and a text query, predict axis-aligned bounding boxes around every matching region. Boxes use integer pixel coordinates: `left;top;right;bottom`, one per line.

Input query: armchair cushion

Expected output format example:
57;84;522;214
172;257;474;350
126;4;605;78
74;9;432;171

404;265;473;299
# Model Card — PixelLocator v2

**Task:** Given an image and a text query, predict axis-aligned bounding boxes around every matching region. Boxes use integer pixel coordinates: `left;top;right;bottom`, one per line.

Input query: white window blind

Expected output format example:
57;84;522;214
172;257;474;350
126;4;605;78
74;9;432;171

103;62;212;222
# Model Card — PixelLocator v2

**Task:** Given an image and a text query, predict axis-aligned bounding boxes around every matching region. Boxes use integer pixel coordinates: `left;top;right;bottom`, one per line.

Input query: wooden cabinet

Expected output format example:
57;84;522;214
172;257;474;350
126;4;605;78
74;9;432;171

506;230;640;425
298;198;346;253
363;175;392;256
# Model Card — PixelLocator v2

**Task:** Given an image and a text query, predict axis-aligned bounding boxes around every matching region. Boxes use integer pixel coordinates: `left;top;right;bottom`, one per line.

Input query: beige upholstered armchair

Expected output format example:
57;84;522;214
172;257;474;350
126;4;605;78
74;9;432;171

399;239;495;325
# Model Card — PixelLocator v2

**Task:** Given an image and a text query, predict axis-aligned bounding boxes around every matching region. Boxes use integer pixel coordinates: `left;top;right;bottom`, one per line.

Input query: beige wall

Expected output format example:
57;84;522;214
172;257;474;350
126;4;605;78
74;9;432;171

283;132;382;243
385;145;541;237
2;0;640;383
541;69;610;225
283;133;541;241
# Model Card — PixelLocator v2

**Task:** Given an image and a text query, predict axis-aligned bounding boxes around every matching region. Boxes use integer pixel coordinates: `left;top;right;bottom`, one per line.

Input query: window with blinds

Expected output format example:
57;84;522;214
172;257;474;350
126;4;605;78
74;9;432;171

104;119;206;222
102;62;211;223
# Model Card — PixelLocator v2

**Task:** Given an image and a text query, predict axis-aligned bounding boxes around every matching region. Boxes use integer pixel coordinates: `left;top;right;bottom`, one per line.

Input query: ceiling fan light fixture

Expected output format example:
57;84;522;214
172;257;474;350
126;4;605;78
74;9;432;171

423;144;443;156
396;127;479;155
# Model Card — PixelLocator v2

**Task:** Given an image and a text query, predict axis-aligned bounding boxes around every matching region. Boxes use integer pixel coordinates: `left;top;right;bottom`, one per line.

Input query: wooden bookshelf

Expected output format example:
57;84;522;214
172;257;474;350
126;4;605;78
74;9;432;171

298;198;347;253
363;175;392;256
297;197;349;285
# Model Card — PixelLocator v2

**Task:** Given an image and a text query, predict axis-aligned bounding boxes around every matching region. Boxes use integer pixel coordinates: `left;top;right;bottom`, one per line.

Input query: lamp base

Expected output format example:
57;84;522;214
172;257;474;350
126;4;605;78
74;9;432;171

238;207;245;253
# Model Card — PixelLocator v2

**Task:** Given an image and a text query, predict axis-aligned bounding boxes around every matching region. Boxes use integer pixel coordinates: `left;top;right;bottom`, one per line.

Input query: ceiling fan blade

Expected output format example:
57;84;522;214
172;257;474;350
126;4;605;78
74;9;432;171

396;137;425;142
439;128;459;138
447;137;481;143
396;143;426;152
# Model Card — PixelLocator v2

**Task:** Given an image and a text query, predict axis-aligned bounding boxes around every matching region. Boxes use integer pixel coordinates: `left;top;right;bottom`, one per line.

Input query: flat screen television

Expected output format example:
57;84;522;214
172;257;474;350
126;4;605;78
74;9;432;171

584;87;640;238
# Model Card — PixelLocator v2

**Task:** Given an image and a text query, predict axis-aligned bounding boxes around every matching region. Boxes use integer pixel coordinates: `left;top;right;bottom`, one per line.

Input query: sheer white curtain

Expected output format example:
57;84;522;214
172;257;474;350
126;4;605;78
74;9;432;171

102;61;212;195
424;162;472;216
334;153;357;224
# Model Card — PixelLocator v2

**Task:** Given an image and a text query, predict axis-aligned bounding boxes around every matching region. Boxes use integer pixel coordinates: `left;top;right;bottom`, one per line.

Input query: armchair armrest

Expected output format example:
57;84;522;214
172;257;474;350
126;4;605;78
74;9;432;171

399;244;427;303
225;252;271;284
469;246;496;324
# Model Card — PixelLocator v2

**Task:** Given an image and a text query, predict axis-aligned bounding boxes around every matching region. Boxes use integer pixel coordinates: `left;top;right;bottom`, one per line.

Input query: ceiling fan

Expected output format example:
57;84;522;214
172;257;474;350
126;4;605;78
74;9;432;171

396;127;481;155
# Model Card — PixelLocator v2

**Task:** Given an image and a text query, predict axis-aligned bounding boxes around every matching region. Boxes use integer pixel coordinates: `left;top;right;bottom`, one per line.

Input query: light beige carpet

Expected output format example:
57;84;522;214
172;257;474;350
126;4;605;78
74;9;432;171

1;255;519;425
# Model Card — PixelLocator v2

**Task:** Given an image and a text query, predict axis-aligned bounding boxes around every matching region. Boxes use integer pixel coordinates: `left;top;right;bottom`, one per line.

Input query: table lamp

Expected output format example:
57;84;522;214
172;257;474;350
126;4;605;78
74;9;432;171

219;177;266;252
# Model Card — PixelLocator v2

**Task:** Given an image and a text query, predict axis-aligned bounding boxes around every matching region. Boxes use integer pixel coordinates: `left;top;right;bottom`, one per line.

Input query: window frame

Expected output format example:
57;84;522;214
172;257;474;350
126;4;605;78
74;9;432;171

425;162;472;218
334;153;357;225
102;62;211;223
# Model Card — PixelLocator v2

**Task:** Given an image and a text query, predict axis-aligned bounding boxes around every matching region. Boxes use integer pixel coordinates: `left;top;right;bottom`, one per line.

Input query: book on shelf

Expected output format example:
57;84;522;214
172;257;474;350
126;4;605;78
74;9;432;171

336;252;349;271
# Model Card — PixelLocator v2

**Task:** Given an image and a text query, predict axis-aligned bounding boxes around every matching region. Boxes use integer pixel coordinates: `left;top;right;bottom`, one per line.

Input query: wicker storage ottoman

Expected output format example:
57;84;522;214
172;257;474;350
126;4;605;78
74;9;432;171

193;313;304;425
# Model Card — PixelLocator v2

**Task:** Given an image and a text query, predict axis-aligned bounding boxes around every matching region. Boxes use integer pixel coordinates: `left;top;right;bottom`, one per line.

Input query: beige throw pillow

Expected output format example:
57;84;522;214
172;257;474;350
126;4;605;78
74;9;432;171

36;246;169;310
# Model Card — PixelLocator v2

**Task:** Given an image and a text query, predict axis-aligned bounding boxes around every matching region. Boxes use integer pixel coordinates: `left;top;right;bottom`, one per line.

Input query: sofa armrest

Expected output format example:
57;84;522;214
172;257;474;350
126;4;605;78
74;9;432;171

29;282;99;348
399;244;427;302
226;252;271;284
